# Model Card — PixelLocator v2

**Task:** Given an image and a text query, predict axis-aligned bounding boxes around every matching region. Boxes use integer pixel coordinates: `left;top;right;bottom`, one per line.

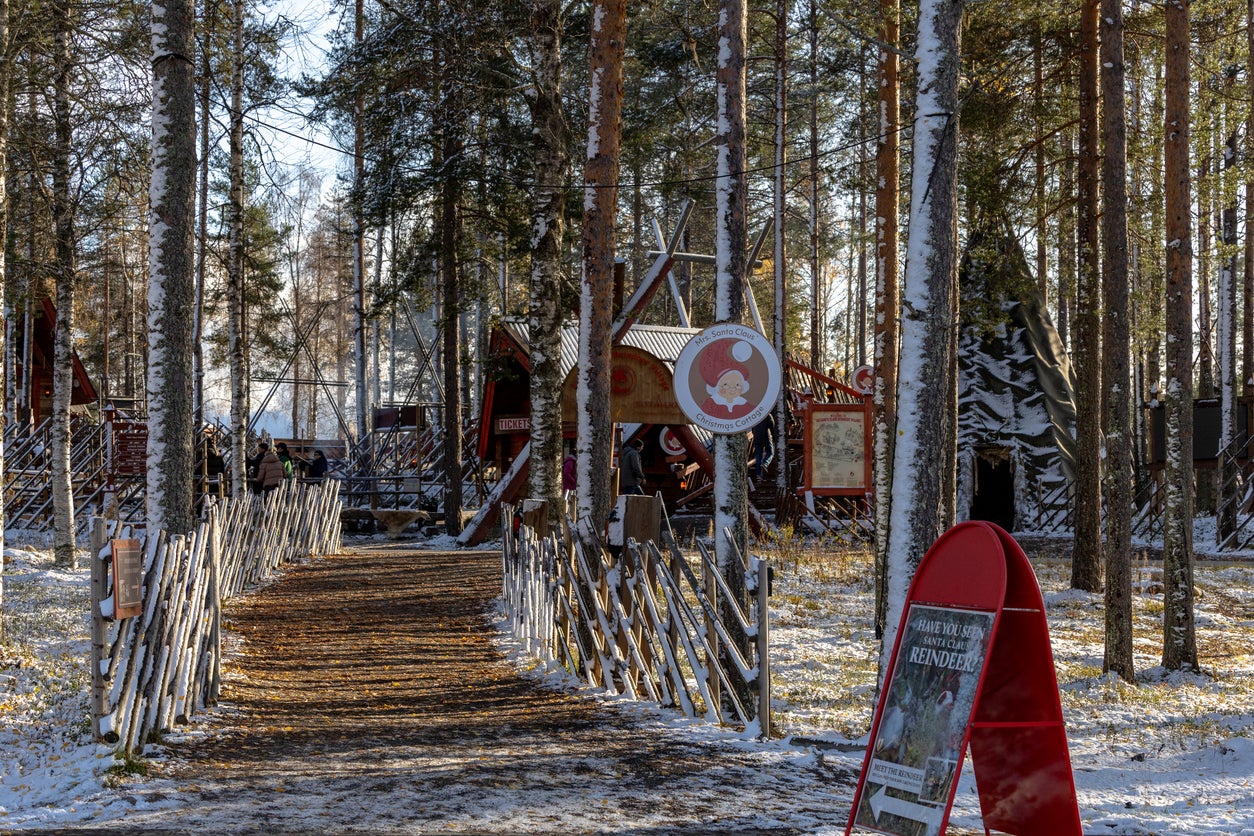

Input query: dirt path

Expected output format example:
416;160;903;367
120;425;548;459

91;544;855;834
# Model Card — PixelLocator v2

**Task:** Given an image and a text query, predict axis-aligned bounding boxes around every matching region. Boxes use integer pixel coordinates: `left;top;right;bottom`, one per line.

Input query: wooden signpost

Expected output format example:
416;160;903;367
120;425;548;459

847;521;1082;836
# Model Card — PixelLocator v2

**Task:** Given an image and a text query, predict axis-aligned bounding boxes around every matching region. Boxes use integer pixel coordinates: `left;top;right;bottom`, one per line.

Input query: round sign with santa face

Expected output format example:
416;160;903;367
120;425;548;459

673;323;782;435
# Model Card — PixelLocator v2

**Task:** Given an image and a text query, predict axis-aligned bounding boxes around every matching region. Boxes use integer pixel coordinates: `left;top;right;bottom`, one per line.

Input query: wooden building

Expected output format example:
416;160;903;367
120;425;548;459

13;298;99;425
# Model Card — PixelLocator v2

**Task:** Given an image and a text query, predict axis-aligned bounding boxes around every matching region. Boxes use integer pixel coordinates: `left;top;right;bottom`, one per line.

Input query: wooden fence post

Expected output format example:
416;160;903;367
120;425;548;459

90;517;108;742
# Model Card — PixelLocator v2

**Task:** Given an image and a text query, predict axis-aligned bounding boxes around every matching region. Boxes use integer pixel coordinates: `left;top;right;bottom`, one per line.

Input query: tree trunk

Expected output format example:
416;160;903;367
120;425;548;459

872;0;900;640
714;0;753;717
1246;0;1254;400
1162;0;1198;672
148;0;197;535
227;0;248;497
772;0;788;493
576;0;625;532
438;53;464;537
1071;0;1103;592
880;0;962;674
52;0;77;568
1217;121;1239;541
808;0;821;373
1058;129;1075;348
0;0;9;637
1100;0;1134;681
525;0;568;520
194;0;214;429
353;0;369;459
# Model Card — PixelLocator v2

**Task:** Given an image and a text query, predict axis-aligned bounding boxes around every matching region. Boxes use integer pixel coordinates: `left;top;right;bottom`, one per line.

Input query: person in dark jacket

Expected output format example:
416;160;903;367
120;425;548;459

247;441;269;495
307;450;329;480
619;437;646;495
752;414;775;480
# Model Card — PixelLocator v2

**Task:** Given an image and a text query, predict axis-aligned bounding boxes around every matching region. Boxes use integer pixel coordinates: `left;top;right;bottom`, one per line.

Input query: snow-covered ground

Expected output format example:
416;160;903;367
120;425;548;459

1;525;1253;834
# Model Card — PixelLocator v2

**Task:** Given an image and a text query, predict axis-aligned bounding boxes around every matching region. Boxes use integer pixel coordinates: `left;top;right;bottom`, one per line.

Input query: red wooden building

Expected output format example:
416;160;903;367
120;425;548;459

13;298;99;424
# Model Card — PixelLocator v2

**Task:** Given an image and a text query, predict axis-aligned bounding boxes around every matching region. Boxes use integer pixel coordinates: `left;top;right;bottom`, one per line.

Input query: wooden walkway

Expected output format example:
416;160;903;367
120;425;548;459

85;545;854;833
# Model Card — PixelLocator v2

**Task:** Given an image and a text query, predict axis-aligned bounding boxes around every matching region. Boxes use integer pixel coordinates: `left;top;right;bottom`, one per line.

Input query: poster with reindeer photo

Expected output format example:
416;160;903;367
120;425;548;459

852;605;996;836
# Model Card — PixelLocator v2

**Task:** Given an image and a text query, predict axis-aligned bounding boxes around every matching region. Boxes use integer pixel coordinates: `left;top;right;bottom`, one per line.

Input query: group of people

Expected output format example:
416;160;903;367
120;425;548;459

247;441;329;495
560;437;649;497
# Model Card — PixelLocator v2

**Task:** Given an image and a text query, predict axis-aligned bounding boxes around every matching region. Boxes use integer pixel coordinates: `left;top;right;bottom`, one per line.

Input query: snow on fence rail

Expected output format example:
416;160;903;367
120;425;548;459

502;507;771;738
89;479;343;755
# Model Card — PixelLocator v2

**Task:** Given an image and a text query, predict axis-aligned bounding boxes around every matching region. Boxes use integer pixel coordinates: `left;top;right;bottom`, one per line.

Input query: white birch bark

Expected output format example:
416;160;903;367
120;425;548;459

880;0;963;675
148;0;197;535
714;0;749;566
0;0;8;633
51;0;76;569
525;0;568;517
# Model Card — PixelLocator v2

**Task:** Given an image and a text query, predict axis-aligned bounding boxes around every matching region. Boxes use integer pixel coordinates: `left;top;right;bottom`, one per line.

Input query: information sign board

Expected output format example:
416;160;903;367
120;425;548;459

112;421;148;477
846;521;1081;836
804;403;871;494
110;539;143;620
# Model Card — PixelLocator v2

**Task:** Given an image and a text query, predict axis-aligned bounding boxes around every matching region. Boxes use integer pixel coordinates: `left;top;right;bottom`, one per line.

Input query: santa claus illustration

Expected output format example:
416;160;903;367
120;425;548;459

698;338;757;420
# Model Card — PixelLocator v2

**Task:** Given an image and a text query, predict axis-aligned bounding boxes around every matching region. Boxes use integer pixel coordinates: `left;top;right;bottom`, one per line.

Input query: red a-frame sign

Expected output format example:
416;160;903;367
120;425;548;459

846;521;1082;836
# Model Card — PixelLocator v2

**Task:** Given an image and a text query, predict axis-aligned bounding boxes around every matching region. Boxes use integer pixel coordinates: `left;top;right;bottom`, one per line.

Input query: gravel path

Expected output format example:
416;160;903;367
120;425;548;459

73;544;857;834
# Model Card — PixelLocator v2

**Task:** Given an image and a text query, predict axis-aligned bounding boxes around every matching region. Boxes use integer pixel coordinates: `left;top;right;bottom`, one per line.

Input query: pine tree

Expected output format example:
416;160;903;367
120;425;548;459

1162;0;1199;672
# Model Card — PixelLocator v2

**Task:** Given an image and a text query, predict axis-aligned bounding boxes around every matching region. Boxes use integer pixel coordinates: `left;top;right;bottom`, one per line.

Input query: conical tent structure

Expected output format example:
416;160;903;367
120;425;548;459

956;228;1078;532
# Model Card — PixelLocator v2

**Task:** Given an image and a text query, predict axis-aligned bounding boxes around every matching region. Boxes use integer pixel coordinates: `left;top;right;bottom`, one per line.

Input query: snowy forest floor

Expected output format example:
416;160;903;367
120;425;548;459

2;527;1254;834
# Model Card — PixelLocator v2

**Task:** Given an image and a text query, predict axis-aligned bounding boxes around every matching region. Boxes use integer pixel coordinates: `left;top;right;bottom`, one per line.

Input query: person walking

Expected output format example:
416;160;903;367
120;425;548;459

275;442;295;481
256;444;286;494
752;414;775;480
247;441;269;495
619;437;646;496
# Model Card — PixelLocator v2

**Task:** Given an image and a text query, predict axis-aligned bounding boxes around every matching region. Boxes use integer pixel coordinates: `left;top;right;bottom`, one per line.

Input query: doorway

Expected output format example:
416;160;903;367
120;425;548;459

970;447;1016;532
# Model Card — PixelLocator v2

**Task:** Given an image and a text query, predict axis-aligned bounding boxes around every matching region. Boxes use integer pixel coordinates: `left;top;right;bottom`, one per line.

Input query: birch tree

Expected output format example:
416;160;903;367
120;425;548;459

881;0;963;671
1162;0;1198;671
51;0;76;569
0;0;8;635
714;0;753;716
147;0;197;535
1100;0;1134;680
525;0;568;518
576;0;625;532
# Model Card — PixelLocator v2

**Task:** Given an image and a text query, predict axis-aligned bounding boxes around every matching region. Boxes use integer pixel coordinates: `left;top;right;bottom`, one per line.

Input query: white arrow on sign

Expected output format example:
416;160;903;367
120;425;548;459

869;786;942;830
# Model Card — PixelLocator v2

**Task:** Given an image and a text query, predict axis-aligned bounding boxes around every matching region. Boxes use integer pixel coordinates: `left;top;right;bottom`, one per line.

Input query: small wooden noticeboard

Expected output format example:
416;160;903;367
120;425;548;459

112;421;148;477
847;521;1081;836
110;539;143;620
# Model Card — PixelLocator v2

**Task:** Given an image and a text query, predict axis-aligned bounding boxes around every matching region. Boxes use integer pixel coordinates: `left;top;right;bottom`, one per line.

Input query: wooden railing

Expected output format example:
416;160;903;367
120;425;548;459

89;479;343;754
502;508;771;738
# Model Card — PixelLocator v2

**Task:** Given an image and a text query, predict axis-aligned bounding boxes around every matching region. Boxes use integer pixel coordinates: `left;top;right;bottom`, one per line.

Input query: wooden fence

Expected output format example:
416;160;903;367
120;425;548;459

90;479;343;754
502;507;771;738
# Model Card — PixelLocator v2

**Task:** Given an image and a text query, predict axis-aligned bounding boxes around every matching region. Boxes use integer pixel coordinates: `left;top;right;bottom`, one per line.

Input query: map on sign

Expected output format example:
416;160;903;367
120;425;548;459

853;604;996;836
